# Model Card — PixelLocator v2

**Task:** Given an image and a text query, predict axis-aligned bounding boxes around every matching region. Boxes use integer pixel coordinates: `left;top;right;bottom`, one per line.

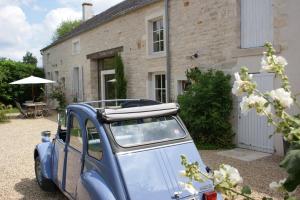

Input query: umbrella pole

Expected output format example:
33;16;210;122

32;84;34;102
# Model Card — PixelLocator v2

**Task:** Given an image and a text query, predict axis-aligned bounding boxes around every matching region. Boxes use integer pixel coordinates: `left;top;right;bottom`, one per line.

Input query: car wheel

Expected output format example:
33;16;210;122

34;155;57;192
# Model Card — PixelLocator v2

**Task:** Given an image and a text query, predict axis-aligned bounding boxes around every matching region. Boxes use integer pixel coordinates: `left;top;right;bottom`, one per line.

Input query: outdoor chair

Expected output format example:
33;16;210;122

14;100;34;118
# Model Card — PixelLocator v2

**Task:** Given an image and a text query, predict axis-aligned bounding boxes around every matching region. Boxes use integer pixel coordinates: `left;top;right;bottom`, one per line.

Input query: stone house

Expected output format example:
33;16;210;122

41;0;300;155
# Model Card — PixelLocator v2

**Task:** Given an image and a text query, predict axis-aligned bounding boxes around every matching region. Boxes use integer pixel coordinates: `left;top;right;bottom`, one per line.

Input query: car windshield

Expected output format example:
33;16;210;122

109;116;186;147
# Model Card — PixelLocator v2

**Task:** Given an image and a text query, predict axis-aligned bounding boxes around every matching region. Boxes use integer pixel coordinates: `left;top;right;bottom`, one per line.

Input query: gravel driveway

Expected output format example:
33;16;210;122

0;116;298;199
0;117;66;200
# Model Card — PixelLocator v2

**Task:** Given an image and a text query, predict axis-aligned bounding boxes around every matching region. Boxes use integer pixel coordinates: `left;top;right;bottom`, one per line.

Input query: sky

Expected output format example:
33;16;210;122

0;0;124;66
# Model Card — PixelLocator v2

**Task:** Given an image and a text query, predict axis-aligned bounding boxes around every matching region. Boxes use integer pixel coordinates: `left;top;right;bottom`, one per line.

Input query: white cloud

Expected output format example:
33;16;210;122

0;5;81;66
0;0;124;66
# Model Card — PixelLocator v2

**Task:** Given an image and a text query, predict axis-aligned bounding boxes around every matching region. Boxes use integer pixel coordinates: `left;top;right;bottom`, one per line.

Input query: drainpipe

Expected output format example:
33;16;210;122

164;0;171;102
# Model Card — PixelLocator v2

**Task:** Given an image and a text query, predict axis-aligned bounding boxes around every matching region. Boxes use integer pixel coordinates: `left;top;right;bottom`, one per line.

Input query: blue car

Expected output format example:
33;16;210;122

34;99;221;200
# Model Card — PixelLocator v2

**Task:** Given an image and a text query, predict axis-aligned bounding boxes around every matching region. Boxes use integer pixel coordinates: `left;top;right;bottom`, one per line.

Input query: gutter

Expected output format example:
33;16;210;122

164;0;171;102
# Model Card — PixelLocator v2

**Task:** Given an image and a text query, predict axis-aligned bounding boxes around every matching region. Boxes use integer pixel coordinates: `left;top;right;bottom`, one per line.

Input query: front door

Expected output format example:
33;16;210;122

64;112;84;198
237;73;275;153
101;70;116;100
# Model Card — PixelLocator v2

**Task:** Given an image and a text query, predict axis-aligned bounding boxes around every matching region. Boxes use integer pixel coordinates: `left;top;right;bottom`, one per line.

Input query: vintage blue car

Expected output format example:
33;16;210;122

34;99;221;200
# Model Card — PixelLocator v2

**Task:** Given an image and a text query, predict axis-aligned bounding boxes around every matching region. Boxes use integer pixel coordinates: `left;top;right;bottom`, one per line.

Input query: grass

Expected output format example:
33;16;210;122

5;108;19;114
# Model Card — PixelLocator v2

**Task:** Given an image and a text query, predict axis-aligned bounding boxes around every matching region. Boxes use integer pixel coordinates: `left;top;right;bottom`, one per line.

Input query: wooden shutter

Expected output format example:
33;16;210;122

241;0;273;48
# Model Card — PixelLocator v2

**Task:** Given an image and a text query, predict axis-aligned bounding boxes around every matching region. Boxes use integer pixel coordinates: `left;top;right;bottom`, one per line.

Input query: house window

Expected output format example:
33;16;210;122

72;40;80;54
73;67;80;101
241;0;273;48
177;80;190;96
54;71;59;83
152;18;164;53
154;74;166;103
46;53;50;64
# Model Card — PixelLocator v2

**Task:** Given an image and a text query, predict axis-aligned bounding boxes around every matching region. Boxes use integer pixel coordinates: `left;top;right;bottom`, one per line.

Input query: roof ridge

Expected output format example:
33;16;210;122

41;0;161;52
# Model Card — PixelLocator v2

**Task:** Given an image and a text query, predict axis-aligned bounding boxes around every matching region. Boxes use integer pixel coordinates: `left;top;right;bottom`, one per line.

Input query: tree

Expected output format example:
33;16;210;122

23;52;38;66
115;54;127;99
0;59;44;105
52;20;81;41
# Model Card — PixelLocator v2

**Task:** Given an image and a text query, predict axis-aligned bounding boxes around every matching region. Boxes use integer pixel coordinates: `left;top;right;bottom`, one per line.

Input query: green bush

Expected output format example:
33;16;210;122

0;103;9;123
178;68;234;149
0;59;44;105
49;83;67;111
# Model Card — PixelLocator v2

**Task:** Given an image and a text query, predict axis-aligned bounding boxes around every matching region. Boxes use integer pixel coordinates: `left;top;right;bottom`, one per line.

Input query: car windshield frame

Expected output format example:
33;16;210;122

108;115;187;148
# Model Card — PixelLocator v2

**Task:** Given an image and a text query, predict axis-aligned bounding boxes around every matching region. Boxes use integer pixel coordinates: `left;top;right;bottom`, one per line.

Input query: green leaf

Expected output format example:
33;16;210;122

280;147;300;192
241;185;251;195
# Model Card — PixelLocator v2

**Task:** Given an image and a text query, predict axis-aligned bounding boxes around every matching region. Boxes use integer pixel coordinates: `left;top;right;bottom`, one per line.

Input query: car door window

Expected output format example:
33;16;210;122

69;114;83;152
86;120;102;160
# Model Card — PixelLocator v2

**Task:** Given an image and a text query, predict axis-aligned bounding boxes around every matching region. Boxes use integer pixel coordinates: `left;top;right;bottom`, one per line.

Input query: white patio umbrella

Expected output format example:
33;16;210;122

10;75;55;101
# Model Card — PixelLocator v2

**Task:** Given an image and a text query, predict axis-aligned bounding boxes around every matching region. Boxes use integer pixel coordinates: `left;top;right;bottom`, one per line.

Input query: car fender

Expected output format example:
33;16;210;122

34;142;53;179
76;170;116;200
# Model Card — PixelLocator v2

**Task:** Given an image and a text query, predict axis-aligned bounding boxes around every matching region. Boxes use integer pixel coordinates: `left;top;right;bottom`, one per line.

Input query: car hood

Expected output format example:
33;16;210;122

116;141;217;200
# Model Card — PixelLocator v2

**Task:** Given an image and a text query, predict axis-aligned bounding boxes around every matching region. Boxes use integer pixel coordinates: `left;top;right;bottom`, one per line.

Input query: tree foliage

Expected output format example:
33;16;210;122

52;20;81;41
115;54;127;99
22;51;37;66
0;59;44;105
178;68;234;148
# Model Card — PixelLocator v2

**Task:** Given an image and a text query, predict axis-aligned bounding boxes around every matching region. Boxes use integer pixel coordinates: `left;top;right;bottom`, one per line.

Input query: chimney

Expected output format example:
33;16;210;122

82;2;93;21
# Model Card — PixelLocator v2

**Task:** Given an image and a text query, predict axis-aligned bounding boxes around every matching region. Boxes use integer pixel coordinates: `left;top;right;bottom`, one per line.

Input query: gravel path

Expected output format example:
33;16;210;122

0;117;299;199
0;117;66;200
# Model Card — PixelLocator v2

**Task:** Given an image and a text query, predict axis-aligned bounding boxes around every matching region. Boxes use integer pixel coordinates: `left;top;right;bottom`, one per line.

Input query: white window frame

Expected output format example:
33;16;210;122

145;11;166;58
72;38;80;55
152;73;166;103
101;69;115;101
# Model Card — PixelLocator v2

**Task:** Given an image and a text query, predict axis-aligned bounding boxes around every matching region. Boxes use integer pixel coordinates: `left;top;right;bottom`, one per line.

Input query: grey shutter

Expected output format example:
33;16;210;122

241;0;273;48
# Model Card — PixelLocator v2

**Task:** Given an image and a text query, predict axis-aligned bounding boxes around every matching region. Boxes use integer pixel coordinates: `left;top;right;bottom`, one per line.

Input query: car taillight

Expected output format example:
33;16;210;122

203;191;217;200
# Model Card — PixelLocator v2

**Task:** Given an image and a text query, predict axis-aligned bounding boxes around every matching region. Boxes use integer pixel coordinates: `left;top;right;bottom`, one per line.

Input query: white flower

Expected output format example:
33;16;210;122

269;179;286;192
270;88;293;108
276;56;288;66
213;168;226;185
240;95;271;115
232;72;253;96
179;182;198;195
232;72;243;96
261;56;273;72
222;165;243;185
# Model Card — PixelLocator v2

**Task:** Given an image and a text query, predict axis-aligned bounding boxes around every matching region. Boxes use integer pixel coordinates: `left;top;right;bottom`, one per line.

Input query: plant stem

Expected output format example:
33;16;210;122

221;186;256;200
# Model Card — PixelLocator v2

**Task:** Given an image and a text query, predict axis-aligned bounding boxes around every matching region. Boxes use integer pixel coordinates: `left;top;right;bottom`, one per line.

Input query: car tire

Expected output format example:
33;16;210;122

34;155;57;192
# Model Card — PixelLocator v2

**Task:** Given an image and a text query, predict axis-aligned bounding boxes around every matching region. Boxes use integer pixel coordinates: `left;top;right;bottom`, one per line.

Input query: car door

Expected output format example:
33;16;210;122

64;112;84;198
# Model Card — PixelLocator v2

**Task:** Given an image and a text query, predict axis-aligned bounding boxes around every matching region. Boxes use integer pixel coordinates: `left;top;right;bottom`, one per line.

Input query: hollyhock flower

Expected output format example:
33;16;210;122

240;95;271;115
270;88;293;108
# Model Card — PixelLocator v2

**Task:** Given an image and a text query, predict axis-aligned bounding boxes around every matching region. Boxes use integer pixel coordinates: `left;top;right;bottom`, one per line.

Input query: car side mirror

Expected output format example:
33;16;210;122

57;109;67;130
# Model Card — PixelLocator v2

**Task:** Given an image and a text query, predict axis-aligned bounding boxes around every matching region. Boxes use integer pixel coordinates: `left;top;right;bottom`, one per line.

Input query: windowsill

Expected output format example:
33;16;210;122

232;45;281;58
147;51;166;59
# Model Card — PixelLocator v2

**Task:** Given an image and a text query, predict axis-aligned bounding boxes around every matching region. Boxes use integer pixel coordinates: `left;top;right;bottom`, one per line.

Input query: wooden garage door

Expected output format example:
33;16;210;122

237;73;274;153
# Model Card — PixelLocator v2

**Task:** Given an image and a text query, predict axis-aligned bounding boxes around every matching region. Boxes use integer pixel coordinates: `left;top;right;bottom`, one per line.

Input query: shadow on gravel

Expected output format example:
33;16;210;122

14;178;66;200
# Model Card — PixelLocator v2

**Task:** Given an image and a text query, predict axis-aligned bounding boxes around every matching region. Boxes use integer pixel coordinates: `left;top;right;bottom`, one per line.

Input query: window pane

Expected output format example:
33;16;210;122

153;42;159;52
156;89;162;102
86;120;102;160
159;19;164;29
160;41;164;52
160;30;164;41
110;116;186;147
69;115;83;151
155;75;161;88
161;89;166;103
162;74;166;88
153;21;157;31
153;31;159;42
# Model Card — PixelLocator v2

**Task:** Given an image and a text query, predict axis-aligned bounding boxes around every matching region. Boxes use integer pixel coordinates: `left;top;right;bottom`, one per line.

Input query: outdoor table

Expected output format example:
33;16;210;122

23;102;47;118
